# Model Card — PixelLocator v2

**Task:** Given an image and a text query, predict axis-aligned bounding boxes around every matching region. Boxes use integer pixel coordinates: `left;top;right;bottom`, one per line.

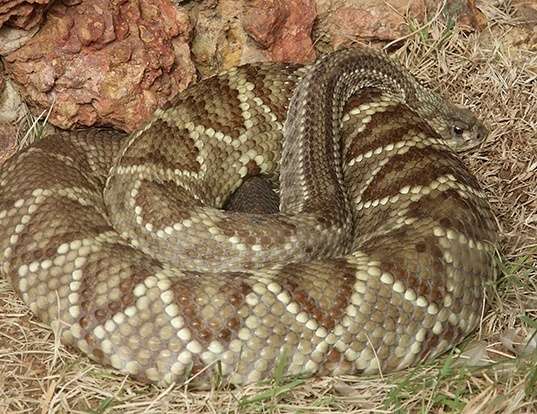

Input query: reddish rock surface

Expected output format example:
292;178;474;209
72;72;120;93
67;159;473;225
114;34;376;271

4;0;195;132
323;0;427;48
0;0;52;31
189;0;246;75
188;0;315;76
243;0;317;63
319;0;487;49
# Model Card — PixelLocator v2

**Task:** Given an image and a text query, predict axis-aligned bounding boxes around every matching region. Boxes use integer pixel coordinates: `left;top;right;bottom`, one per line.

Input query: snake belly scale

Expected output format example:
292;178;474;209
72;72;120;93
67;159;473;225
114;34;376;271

0;47;497;386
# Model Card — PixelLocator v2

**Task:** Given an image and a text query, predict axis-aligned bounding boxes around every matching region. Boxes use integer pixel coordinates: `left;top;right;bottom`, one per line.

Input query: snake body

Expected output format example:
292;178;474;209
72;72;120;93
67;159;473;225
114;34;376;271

0;48;497;386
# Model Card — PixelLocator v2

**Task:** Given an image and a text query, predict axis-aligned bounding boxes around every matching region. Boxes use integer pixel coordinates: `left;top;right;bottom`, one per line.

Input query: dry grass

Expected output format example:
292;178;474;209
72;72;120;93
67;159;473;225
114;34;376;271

1;1;536;413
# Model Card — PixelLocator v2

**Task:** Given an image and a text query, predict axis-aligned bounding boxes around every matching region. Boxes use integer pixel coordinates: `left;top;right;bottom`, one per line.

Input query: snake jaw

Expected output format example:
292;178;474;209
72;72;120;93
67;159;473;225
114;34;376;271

463;120;489;151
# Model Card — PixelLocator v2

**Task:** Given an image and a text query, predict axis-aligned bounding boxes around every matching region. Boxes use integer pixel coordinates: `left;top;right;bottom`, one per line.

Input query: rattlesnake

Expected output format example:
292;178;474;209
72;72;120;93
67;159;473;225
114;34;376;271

0;47;497;386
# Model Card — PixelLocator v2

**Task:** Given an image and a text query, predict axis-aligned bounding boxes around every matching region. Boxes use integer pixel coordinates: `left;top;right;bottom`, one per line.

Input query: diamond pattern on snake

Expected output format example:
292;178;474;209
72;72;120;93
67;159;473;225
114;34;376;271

0;47;498;386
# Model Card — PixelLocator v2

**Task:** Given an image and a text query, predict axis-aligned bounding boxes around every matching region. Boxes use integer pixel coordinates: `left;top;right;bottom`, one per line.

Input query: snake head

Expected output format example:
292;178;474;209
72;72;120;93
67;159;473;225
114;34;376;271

440;104;489;152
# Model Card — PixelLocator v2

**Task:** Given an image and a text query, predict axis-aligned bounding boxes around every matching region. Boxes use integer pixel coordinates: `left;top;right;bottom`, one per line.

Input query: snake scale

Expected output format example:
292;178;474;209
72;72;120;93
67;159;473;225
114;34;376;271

0;47;497;386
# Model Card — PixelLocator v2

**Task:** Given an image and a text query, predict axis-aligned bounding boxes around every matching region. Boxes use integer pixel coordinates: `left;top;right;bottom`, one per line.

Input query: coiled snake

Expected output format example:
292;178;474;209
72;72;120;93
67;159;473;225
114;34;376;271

0;47;497;386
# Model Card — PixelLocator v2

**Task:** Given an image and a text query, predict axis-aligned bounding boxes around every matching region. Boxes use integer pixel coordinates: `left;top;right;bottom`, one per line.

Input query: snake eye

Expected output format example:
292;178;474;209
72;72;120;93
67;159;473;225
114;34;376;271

452;125;464;135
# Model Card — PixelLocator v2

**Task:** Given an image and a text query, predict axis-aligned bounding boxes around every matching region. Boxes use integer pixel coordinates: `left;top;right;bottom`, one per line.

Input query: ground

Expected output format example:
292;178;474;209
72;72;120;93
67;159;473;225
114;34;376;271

0;1;536;413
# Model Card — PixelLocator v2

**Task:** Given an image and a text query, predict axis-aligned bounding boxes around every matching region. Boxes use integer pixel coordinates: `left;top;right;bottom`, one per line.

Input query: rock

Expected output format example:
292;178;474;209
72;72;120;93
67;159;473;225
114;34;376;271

189;0;247;75
4;0;195;132
0;25;40;55
0;75;25;123
243;0;317;63
0;74;27;165
0;0;52;31
318;0;488;50
243;0;288;48
321;0;427;49
189;0;316;77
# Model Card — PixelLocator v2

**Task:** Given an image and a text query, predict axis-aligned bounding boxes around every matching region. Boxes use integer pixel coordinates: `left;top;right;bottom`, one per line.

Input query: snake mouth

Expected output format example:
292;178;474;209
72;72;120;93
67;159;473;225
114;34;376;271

459;122;489;152
459;139;483;152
